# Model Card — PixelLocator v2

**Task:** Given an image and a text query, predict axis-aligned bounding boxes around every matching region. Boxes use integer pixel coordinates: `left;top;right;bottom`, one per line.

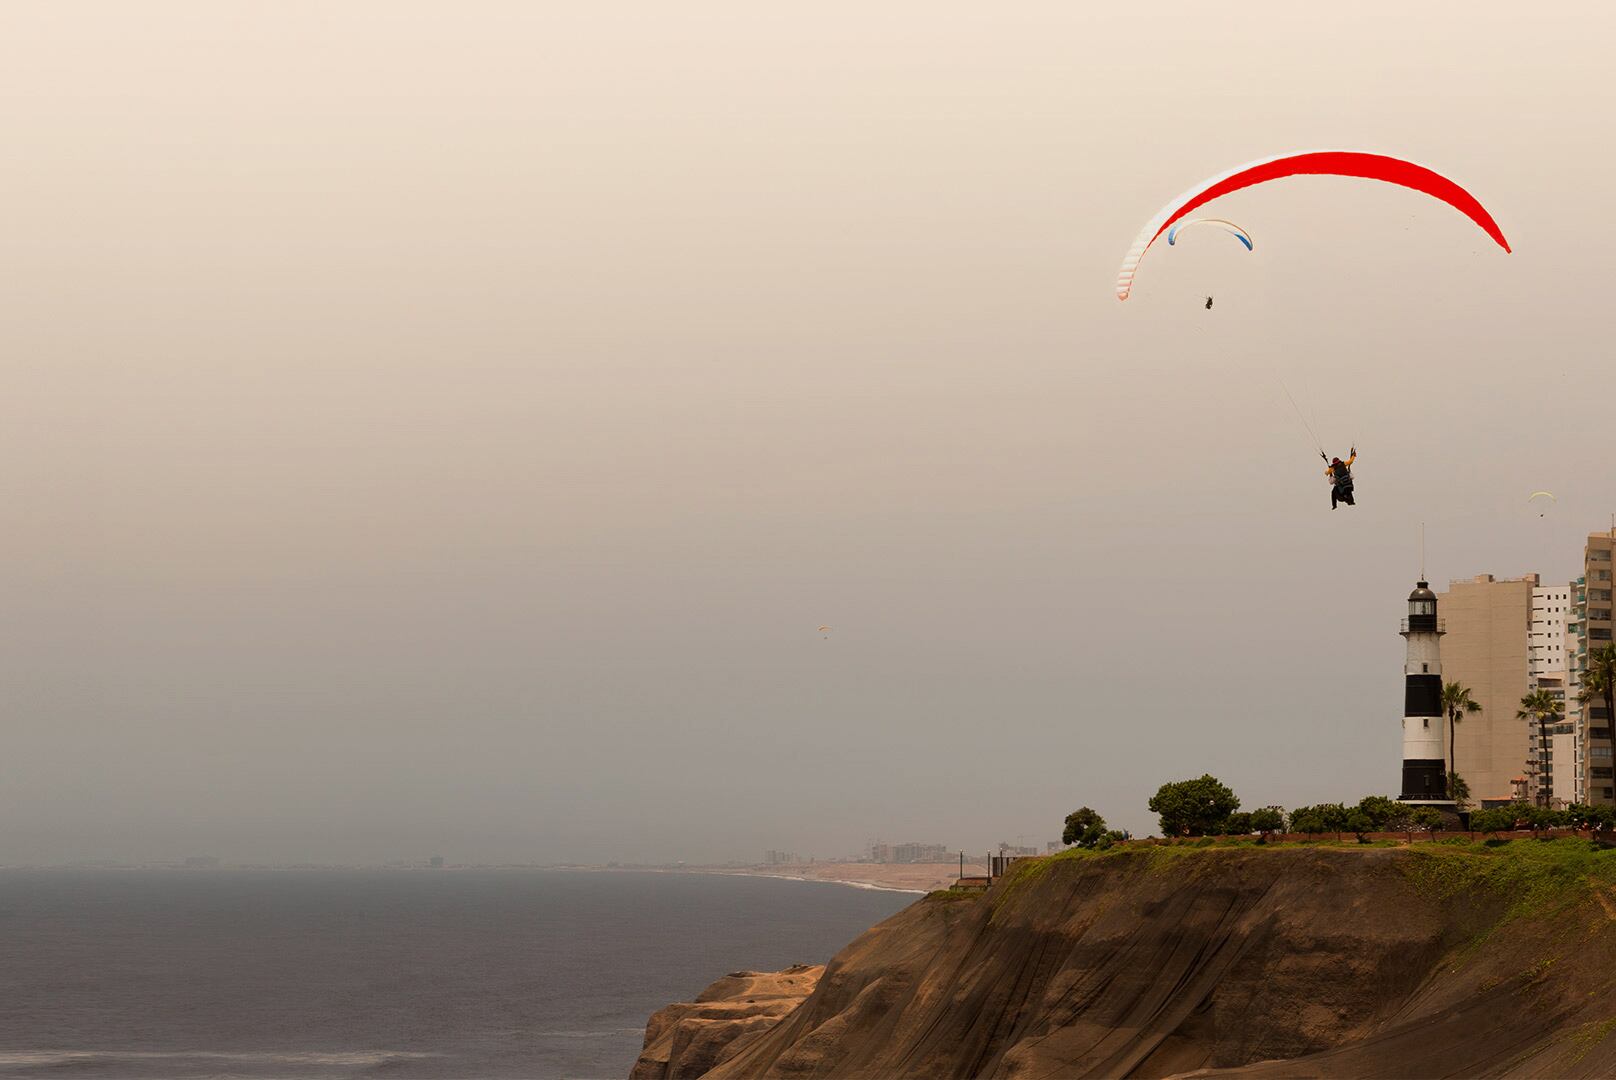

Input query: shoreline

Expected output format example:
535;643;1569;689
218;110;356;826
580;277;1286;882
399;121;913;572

563;861;982;895
705;870;928;895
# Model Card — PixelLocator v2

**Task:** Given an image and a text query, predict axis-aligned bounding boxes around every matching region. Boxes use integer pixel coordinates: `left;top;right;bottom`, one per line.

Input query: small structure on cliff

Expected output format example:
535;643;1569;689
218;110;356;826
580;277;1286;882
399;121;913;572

1399;579;1455;808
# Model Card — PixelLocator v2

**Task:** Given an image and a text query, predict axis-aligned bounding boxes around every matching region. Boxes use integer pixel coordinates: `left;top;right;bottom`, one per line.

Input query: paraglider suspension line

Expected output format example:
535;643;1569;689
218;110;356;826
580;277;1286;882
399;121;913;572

1275;374;1325;456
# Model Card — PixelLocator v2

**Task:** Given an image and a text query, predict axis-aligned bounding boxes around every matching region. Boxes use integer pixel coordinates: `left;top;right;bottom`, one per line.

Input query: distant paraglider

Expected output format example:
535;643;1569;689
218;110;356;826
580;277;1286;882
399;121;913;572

1529;491;1557;518
1115;150;1511;301
817;625;832;639
1168;218;1254;251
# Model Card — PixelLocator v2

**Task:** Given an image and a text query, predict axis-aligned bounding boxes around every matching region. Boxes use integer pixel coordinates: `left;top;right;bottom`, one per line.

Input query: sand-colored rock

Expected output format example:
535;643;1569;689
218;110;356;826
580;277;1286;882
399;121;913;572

630;964;822;1080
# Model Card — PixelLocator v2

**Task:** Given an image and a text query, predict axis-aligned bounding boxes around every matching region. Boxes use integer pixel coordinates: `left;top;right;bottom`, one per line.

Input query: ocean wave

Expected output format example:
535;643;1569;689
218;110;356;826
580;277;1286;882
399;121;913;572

0;1049;441;1066
823;879;928;894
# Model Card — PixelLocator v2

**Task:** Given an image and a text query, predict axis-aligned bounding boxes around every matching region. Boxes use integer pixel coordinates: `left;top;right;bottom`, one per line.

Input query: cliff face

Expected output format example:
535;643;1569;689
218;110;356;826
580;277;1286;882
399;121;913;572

631;965;822;1080
646;843;1616;1079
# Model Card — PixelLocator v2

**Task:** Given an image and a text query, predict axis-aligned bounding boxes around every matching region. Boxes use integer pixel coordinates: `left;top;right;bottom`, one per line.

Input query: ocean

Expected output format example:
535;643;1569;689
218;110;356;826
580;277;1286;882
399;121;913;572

0;868;914;1080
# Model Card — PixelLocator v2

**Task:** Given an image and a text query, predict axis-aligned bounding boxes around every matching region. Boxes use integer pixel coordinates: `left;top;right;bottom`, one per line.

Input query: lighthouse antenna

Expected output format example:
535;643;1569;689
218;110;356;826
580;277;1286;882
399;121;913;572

1420;522;1426;581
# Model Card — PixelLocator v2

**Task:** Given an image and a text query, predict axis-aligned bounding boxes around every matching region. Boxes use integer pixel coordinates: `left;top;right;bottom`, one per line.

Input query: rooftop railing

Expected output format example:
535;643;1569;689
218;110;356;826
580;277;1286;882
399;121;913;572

1400;618;1447;633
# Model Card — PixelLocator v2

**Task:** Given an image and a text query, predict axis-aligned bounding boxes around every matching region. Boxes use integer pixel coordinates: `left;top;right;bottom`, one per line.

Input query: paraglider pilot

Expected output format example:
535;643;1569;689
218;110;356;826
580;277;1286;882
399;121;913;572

1323;448;1356;509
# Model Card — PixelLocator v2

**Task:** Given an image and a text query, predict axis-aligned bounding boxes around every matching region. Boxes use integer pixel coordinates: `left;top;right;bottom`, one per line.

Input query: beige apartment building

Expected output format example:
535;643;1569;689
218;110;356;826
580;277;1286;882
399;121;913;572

1576;532;1616;805
1439;573;1537;804
1434;533;1616;809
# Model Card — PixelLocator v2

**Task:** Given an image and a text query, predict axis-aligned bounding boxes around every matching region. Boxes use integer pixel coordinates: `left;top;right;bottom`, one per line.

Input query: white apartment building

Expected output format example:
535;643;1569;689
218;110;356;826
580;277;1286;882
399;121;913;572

1531;584;1581;803
1530;584;1572;687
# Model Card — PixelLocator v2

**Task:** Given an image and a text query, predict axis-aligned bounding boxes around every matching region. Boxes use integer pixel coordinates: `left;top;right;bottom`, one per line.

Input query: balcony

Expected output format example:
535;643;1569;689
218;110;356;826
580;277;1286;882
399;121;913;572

1400;617;1446;633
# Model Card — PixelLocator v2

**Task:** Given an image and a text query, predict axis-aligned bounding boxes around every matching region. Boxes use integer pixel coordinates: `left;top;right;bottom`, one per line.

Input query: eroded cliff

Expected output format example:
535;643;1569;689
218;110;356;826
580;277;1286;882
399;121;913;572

641;841;1616;1078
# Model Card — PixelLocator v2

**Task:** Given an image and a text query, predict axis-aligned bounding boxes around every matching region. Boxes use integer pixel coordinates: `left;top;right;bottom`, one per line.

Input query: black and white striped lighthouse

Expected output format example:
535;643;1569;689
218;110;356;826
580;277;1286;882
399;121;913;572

1399;580;1453;805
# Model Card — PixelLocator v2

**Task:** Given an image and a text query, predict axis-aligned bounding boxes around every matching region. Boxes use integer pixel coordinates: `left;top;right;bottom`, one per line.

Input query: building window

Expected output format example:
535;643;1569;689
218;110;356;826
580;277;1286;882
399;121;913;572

1594;767;1615;780
1594;747;1613;760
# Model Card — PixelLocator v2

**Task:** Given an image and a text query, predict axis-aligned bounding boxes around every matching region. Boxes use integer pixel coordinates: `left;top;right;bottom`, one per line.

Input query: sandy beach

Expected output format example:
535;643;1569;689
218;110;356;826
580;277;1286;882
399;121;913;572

721;862;985;894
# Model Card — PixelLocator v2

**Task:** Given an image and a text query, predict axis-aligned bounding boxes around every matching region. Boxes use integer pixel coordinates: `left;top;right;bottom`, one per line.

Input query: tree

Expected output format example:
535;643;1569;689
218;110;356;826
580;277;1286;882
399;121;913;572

1219;811;1251;835
1578;644;1616;797
1448;772;1471;810
1522;805;1566;833
1344;809;1376;842
1288;803;1348;836
1441;681;1482;793
1287;805;1325;834
1409;807;1444;832
1355;796;1400;830
1480;801;1525;834
1567;803;1616;835
1148;775;1240;837
1578;643;1616;732
1516;689;1563;808
1062;807;1111;849
1249;807;1285;835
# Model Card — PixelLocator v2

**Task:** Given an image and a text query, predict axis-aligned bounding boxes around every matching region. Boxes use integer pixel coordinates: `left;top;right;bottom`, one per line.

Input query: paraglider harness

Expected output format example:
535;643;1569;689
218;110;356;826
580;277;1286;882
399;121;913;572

1324;450;1355;507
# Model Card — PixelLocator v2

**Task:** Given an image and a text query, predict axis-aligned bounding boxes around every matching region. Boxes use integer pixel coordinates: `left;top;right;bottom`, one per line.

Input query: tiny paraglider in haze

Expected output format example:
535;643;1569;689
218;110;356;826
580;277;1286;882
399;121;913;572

1167;220;1247;313
817;625;832;639
1529;491;1556;518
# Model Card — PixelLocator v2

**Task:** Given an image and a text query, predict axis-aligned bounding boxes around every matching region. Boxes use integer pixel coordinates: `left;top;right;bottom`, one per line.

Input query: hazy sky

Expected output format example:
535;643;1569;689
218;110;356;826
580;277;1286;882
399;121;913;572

4;3;1612;863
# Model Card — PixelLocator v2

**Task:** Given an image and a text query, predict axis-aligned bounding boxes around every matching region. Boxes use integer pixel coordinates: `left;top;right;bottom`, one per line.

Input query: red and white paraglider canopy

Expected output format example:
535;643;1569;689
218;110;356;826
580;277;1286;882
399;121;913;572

1115;150;1511;301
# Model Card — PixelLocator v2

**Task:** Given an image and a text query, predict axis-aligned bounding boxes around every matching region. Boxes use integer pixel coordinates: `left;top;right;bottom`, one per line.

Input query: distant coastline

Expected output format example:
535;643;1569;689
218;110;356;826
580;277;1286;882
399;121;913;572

703;869;928;895
565;861;983;895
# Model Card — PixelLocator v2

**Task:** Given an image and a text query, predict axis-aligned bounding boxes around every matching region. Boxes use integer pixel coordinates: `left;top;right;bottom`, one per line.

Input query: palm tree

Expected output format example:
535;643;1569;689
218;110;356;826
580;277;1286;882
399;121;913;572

1577;642;1616;748
1517;689;1563;808
1441;681;1481;797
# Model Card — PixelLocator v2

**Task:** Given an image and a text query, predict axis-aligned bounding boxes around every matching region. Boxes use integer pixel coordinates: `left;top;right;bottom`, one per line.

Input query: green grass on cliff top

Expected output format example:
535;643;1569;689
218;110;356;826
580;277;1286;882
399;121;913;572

1396;838;1616;917
983;837;1616;920
938;839;1616;954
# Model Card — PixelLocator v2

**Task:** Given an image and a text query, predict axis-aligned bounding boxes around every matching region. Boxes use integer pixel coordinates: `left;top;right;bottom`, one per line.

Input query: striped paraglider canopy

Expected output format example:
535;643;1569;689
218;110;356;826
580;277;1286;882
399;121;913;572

1116;150;1510;301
